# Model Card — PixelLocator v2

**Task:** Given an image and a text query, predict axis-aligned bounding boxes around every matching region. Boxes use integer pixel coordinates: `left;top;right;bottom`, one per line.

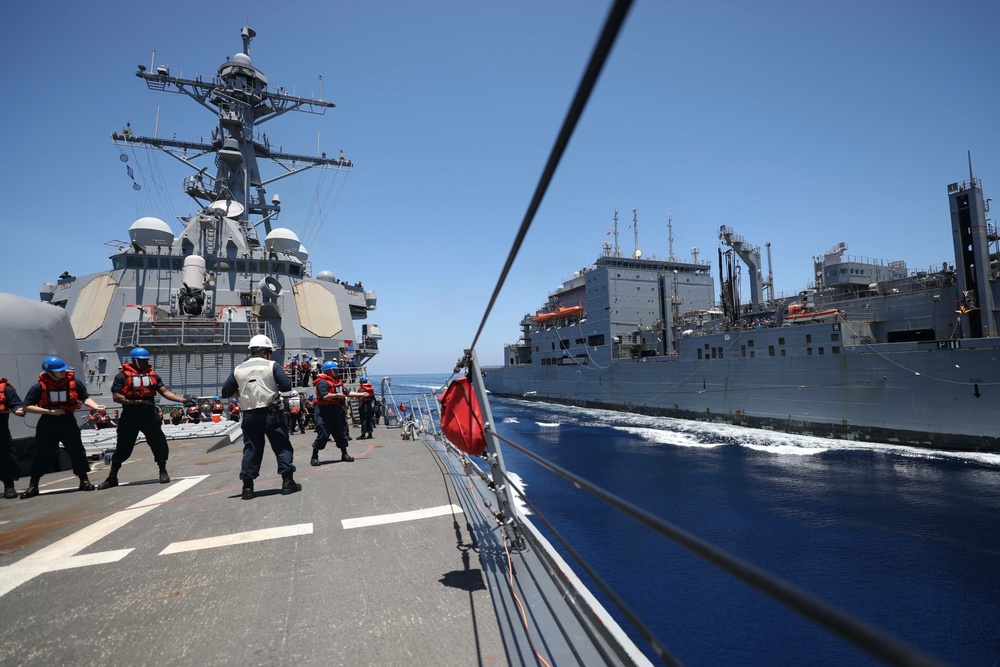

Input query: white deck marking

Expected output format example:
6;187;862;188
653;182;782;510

0;475;209;598
159;523;313;555
341;504;464;530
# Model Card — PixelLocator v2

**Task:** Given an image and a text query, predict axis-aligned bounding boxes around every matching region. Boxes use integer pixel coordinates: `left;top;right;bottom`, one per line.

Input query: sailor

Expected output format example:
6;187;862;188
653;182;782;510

356;375;376;439
169;409;184;426
98;347;186;489
228;398;241;422
287;391;304;434
303;394;315;431
211;396;225;416
310;360;361;465
92;408;116;430
298;356;312;388
0;377;25;499
220;334;300;500
185;399;202;423
19;356;104;499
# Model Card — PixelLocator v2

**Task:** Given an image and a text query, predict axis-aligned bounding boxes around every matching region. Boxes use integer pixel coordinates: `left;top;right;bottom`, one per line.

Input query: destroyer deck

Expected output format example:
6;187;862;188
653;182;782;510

0;427;506;666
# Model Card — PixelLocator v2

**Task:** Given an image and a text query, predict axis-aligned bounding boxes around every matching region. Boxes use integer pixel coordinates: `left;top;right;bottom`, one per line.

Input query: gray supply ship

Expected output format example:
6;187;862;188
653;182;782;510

36;26;381;412
483;182;1000;452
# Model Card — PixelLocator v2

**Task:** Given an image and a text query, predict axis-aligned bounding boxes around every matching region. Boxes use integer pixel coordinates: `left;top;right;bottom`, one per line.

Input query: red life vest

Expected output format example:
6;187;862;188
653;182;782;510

229;402;240;415
121;363;159;400
0;378;8;414
212;401;224;414
187;404;202;418
358;381;375;402
38;372;81;411
312;374;344;406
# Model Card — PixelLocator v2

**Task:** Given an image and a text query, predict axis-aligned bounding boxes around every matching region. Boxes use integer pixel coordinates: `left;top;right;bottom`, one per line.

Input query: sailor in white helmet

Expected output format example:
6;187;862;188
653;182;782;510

220;334;300;500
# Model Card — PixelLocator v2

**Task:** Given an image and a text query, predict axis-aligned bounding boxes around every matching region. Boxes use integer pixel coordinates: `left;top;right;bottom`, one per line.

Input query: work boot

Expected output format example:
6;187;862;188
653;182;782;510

340;448;354;463
79;477;95;492
97;476;119;490
241;481;254;500
158;464;170;484
310;449;320;466
3;482;17;499
20;486;39;500
281;476;302;495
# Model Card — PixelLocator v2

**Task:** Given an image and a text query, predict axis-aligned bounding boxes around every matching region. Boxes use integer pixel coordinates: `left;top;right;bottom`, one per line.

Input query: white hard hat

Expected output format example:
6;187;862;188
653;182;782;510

248;334;275;350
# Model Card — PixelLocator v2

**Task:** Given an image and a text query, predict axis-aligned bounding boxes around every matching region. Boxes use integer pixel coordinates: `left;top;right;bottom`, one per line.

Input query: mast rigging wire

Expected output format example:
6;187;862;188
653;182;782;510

467;0;634;354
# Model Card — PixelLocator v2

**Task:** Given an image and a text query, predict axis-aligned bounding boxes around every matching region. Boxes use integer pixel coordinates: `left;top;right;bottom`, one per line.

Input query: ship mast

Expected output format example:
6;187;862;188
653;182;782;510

111;26;352;243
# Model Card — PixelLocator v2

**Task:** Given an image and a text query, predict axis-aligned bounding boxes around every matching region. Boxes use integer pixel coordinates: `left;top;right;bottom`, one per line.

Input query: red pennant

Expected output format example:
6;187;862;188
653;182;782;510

438;376;487;456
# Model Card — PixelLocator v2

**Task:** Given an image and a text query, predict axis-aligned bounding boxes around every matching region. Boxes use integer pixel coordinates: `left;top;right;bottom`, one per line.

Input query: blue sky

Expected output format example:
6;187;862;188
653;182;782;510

3;1;999;374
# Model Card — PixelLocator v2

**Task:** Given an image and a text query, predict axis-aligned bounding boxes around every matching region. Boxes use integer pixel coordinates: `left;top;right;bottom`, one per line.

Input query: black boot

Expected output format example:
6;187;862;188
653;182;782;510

281;475;302;495
310;448;320;466
340;448;354;463
241;480;254;500
158;462;170;484
3;480;16;500
79;476;95;492
98;461;121;490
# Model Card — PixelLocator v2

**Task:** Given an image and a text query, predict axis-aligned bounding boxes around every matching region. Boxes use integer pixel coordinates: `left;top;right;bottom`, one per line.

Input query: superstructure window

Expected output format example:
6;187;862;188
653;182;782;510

587;334;605;346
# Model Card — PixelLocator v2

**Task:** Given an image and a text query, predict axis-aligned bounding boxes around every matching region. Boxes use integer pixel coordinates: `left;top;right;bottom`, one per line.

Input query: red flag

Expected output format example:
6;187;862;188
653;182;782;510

438;376;487;456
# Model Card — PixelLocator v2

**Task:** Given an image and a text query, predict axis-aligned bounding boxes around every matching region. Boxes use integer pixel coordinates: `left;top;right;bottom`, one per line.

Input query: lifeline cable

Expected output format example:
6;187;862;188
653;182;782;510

468;0;634;354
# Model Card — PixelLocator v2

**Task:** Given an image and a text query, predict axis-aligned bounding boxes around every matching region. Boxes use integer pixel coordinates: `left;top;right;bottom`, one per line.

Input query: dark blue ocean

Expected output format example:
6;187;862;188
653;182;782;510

379;373;1000;667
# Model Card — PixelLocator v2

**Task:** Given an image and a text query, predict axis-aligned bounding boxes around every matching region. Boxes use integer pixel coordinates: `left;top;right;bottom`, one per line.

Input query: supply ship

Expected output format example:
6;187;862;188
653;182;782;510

483;177;1000;452
36;25;381;411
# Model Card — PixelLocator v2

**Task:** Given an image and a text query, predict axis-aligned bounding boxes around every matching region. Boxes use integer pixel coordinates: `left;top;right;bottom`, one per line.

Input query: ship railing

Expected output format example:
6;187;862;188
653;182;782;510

117;320;278;349
422;351;945;666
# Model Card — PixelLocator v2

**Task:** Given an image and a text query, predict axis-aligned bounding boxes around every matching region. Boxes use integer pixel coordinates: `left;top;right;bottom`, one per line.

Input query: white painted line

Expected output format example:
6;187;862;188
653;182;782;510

159;523;313;555
341;504;464;530
0;475;209;598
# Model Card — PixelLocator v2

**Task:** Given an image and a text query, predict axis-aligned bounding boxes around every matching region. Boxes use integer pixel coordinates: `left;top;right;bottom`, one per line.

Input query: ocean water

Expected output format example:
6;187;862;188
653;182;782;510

378;374;1000;666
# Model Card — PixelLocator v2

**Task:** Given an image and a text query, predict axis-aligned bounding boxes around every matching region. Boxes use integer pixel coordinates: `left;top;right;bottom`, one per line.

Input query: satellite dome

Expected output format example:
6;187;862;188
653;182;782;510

316;270;336;283
233;53;251;66
128;217;174;247
264;227;300;255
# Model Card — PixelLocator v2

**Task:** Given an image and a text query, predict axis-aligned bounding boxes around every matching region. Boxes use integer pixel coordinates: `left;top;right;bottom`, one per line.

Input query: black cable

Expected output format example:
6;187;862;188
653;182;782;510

468;0;634;354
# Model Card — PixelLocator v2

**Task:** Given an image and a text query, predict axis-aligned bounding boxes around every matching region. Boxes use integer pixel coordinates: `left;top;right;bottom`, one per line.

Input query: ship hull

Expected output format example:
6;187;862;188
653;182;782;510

483;323;1000;452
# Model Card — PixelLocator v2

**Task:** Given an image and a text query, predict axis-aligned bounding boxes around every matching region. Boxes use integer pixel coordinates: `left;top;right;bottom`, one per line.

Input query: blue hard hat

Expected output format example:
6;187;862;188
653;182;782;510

214;396;220;400
41;356;69;372
230;398;238;402
308;394;315;399
130;347;150;359
322;360;338;372
359;375;368;382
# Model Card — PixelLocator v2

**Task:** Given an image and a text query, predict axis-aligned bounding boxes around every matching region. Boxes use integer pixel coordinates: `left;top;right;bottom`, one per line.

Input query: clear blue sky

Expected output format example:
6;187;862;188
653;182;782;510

3;1;999;374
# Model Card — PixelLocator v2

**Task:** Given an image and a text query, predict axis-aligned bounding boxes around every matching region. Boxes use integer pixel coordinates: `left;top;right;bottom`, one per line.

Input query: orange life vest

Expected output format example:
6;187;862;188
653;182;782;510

212;401;224;414
312;374;344;406
358;381;375;402
187;404;202;418
121;363;160;400
0;378;8;414
38;372;81;411
95;411;112;425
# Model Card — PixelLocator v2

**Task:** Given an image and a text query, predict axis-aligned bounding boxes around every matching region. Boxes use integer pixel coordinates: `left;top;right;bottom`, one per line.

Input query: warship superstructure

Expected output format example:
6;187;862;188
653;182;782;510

484;172;1000;452
39;26;380;404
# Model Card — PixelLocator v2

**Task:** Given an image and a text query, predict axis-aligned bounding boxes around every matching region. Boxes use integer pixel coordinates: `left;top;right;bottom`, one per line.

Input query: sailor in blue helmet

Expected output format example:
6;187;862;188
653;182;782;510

98;347;186;489
220;334;300;500
19;356;106;499
310;360;363;465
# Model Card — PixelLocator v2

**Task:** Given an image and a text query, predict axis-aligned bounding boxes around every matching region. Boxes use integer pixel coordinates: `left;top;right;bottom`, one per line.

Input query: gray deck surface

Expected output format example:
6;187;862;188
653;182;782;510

0;423;507;666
